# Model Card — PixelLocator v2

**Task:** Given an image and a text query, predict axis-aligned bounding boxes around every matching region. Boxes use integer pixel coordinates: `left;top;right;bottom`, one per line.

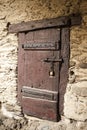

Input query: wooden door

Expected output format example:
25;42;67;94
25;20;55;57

18;28;61;121
8;15;81;122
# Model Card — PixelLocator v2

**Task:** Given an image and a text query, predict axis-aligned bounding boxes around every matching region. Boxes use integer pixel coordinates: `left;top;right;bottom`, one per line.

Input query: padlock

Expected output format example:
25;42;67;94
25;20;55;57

49;70;55;77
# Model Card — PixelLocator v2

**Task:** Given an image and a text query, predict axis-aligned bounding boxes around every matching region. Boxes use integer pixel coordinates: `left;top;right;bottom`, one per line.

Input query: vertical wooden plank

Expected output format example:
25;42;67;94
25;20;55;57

18;33;26;103
59;28;70;115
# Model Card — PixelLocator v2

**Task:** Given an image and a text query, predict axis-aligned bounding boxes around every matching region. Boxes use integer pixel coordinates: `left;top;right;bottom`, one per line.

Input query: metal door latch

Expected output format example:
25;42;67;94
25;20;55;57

43;57;62;77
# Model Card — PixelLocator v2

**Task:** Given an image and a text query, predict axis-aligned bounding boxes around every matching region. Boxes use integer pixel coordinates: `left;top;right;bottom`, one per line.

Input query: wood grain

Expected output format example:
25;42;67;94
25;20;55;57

8;15;81;33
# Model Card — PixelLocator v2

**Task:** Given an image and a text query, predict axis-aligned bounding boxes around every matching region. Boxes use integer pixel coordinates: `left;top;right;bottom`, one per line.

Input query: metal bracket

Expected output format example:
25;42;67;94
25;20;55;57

22;42;59;50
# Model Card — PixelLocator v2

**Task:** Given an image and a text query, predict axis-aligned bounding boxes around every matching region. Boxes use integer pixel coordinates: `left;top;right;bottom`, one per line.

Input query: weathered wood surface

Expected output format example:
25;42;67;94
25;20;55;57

18;28;60;121
22;86;58;101
22;97;59;121
18;33;26;103
59;28;70;115
23;28;60;91
8;15;81;33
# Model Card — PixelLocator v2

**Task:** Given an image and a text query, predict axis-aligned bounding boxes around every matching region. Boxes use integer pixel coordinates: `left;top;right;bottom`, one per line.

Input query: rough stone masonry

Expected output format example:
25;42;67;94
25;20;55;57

0;0;87;129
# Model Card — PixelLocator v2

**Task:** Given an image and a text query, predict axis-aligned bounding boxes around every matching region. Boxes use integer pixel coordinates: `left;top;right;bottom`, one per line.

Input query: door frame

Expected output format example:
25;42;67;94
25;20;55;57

8;14;81;120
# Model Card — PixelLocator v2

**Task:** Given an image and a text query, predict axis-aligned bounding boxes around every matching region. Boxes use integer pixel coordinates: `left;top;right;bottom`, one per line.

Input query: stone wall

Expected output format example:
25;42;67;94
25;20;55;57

64;0;87;121
0;0;87;123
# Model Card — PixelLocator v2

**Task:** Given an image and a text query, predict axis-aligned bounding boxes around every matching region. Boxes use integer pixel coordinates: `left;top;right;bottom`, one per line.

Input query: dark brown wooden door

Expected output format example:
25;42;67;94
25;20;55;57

18;28;61;121
8;15;81;122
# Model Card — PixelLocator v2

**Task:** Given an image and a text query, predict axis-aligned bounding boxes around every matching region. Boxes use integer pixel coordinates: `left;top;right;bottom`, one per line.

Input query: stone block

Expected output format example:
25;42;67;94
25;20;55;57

64;82;87;121
76;121;87;130
71;81;87;97
83;15;87;26
79;63;87;69
80;1;87;14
